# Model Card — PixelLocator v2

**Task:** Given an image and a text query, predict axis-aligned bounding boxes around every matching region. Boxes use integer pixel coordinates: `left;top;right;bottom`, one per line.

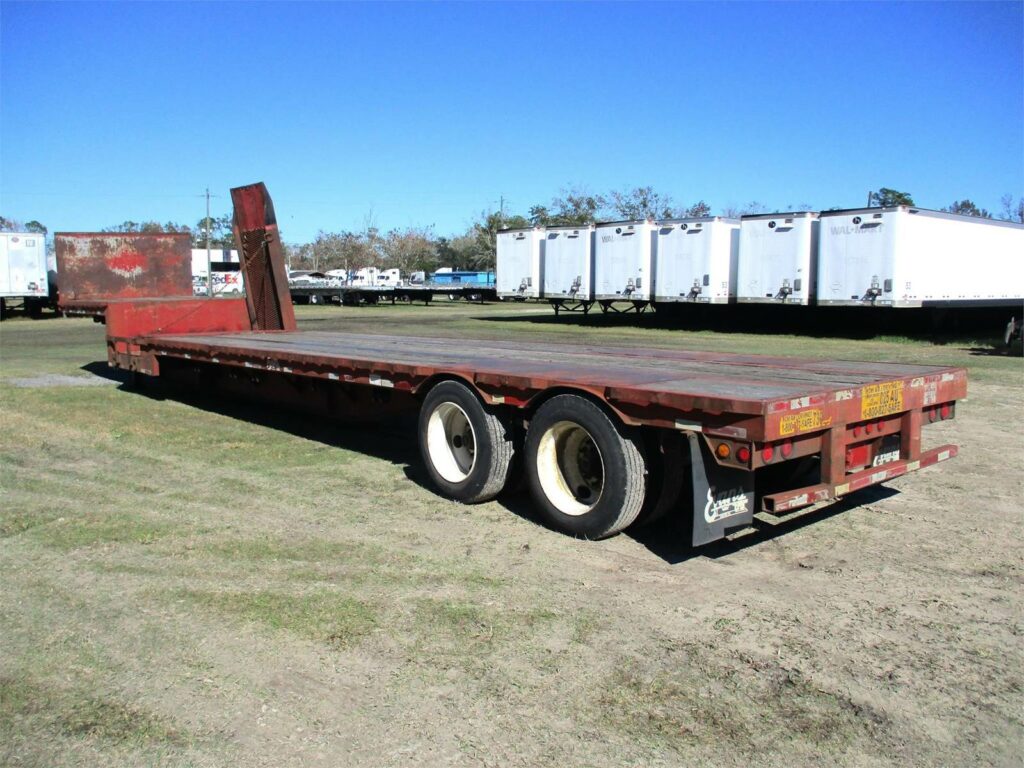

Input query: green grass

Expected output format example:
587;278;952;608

24;512;175;550
599;646;893;761
0;674;184;746
177;589;377;649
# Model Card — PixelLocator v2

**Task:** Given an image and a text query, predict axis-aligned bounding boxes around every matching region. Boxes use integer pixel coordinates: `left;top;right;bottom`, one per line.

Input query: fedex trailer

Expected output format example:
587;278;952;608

736;212;819;305
653;217;740;304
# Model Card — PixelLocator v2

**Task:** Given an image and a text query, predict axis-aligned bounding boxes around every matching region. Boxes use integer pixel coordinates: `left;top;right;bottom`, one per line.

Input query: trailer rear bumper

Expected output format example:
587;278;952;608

762;443;958;514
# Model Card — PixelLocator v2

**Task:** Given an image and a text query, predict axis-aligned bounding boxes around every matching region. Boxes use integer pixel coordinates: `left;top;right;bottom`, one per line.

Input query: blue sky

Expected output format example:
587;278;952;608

1;1;1021;242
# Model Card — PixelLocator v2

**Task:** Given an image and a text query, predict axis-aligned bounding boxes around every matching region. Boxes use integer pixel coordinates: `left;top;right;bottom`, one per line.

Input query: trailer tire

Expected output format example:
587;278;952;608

525;394;647;539
419;380;514;504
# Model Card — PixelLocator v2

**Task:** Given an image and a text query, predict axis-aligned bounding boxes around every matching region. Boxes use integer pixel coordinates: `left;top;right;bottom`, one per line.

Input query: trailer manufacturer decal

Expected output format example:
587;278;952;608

779;409;832;435
704;488;749;523
861;381;904;419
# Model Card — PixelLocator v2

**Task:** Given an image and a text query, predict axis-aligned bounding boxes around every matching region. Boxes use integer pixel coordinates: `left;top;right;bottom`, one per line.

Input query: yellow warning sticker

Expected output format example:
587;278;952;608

779;409;832;436
861;381;904;420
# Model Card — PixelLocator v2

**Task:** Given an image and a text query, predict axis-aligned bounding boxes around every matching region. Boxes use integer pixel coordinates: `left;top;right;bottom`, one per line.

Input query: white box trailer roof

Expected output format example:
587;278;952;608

817;207;1024;308
542;225;594;300
653;217;740;304
496;228;543;299
594;220;655;302
191;248;239;277
1;233;48;299
736;212;819;305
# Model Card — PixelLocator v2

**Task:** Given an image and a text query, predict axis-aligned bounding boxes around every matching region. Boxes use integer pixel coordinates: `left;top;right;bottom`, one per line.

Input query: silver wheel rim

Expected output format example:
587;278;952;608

426;402;477;483
536;420;604;516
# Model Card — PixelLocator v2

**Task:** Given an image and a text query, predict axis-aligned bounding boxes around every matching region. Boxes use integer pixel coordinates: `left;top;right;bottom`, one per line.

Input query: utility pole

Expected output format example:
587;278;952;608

205;187;213;297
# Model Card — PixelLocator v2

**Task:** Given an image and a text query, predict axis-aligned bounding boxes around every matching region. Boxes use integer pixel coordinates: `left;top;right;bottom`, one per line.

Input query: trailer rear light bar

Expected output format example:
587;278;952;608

762;444;958;514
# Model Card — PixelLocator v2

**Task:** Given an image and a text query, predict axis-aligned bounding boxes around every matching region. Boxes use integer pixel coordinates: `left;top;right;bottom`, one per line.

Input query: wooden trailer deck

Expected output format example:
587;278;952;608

136;330;966;440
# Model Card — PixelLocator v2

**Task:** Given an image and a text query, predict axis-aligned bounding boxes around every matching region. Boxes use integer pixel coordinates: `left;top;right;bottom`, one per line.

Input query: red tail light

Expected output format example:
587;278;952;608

762;444;775;462
940;404;951;420
736;446;751;463
781;441;793;459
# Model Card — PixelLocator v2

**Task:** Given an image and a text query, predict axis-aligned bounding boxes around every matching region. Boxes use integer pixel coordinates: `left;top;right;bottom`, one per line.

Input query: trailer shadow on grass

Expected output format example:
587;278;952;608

80;361;422;468
81;360;903;567
626;485;899;565
475;304;1012;346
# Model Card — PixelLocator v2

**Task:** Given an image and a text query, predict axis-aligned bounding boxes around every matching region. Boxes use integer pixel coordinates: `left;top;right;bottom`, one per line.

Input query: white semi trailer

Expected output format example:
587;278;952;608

1;232;49;317
542;225;594;301
816;207;1024;308
496;228;543;300
653;217;740;304
736;212;819;305
594;221;656;305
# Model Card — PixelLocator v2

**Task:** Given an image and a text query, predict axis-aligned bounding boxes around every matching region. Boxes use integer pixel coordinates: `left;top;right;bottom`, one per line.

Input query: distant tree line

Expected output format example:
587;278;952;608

4;187;1022;273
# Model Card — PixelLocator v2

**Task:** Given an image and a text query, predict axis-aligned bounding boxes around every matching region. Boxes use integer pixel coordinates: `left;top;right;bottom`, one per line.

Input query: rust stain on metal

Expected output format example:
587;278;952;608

55;233;193;306
230;183;296;332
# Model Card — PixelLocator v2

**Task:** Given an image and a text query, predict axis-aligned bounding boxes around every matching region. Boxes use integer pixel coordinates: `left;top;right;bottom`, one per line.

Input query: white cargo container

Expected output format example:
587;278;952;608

542;225;594;300
1;232;48;304
191;248;240;277
496;227;543;299
653;217;740;304
594;221;655;302
817;207;1024;308
736;212;819;305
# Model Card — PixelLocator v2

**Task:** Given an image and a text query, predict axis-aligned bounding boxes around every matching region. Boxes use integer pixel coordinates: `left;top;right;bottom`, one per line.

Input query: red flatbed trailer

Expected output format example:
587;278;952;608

95;183;967;546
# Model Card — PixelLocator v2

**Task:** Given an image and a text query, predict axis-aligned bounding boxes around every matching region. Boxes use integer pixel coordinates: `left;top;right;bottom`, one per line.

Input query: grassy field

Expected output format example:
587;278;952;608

1;301;1021;767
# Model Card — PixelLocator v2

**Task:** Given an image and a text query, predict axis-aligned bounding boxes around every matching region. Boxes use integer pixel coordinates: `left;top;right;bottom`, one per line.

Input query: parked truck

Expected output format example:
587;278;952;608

84;183;966;547
0;232;50;318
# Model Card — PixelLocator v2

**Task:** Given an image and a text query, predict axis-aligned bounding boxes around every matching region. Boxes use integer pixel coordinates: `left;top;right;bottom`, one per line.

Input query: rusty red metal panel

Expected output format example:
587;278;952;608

230;183;296;332
763;443;958;514
105;298;251;340
55;233;193;308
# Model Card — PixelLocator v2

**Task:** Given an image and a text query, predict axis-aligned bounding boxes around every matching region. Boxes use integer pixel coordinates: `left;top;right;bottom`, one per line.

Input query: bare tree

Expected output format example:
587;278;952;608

999;194;1024;223
609;186;674;220
381;226;438;275
721;201;769;217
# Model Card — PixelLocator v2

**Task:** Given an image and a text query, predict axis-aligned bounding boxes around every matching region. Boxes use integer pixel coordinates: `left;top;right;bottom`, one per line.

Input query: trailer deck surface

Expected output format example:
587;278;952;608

143;330;958;415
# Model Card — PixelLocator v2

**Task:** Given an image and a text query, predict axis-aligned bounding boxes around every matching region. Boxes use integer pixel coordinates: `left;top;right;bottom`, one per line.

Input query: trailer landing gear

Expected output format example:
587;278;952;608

1004;316;1022;348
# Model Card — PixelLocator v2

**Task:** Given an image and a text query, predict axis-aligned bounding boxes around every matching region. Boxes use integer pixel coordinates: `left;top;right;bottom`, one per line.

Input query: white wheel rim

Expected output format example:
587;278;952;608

536;420;604;516
426;402;477;483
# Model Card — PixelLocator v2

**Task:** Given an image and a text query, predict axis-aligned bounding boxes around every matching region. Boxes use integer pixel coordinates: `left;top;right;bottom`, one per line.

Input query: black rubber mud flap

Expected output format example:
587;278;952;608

685;432;755;547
